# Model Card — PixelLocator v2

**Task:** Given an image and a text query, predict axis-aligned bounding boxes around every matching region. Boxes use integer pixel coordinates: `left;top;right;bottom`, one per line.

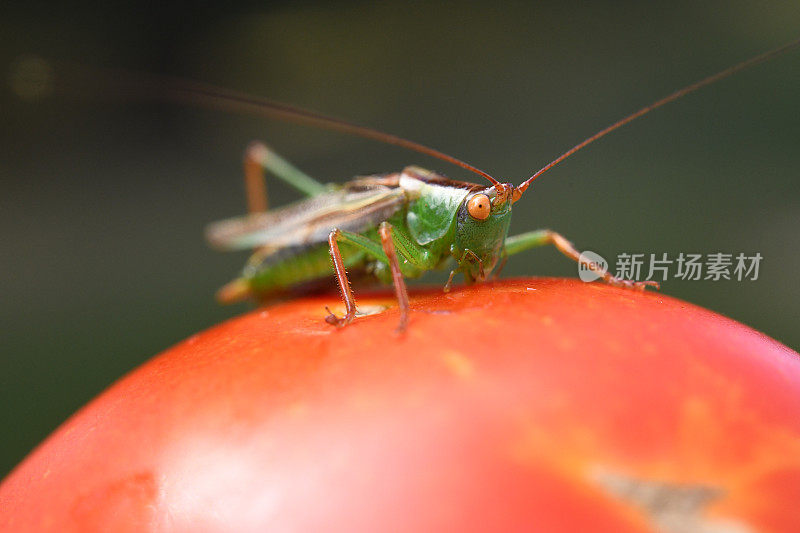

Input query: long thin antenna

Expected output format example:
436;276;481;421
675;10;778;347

72;67;500;186
515;36;800;196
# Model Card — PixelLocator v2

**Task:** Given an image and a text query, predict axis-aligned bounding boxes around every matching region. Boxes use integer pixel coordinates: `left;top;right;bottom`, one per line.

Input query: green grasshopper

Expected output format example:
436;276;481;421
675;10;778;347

197;38;799;331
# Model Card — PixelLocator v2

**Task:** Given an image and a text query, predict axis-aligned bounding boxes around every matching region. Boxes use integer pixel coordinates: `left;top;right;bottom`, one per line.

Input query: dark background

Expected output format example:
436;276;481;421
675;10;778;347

2;1;799;477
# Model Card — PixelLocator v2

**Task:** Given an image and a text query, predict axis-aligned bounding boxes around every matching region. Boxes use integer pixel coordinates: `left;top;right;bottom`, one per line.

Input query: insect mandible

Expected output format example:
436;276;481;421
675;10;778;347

186;38;800;332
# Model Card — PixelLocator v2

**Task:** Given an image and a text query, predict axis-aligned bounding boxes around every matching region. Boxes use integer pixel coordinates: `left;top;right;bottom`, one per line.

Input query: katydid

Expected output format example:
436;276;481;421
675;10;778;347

196;38;800;332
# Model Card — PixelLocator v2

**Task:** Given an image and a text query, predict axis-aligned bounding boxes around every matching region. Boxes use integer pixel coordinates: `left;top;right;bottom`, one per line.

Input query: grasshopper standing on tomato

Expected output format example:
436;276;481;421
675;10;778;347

199;38;800;331
206;151;652;332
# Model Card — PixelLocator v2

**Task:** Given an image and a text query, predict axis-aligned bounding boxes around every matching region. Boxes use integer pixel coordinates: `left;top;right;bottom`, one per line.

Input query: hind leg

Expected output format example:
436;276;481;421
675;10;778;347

243;141;327;214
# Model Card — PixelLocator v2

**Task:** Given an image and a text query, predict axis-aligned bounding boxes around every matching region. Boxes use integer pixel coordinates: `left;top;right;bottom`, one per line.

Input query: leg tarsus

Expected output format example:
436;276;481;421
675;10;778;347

444;268;458;292
324;305;355;327
603;277;660;291
505;229;659;291
545;230;659;291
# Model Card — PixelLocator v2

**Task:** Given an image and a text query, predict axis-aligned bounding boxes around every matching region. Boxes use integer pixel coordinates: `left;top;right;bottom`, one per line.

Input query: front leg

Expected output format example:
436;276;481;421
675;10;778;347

444;250;485;292
504;229;659;291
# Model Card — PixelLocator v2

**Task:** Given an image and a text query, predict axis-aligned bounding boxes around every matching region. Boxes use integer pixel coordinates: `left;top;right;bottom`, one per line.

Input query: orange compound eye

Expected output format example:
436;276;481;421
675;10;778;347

467;194;492;220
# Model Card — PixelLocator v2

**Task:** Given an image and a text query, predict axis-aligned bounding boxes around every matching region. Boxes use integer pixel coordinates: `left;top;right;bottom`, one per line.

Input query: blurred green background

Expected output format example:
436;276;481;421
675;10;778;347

2;1;799;477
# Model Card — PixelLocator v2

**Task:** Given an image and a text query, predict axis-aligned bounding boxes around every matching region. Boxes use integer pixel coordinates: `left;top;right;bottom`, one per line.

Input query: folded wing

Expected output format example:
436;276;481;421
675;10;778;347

205;181;406;251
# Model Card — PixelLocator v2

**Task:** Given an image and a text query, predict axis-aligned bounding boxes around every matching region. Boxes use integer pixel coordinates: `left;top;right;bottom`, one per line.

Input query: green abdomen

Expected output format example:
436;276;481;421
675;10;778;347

244;241;367;296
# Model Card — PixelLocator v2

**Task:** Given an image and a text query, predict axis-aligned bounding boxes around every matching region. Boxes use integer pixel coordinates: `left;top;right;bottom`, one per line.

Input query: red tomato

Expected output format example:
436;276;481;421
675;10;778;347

2;279;799;532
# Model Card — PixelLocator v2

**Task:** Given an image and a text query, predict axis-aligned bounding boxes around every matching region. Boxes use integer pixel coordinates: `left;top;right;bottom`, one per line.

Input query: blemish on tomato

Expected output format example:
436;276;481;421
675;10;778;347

441;350;475;380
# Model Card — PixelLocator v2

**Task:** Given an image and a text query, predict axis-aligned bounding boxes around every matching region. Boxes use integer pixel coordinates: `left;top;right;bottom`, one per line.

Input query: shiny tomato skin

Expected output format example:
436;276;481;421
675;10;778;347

1;279;799;532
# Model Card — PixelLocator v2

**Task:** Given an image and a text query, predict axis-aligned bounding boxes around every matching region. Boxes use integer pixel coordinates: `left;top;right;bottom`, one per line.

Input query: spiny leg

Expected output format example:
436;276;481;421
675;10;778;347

324;227;431;329
504;229;659;291
378;222;410;332
325;229;359;327
243;141;328;214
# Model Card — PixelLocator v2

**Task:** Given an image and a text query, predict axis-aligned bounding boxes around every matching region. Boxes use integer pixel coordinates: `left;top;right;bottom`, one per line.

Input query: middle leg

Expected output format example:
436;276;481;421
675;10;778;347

324;226;431;330
379;222;410;332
